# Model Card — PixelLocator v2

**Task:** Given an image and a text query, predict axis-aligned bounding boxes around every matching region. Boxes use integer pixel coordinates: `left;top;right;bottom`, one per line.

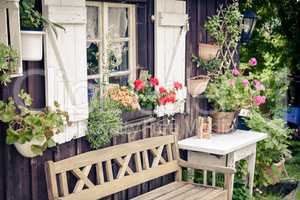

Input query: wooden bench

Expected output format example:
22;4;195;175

45;135;235;200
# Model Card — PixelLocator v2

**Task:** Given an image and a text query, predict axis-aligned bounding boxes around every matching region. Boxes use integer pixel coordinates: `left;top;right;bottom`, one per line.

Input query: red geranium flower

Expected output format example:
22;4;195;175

159;87;167;94
174;81;183;90
167;92;177;103
134;79;145;91
159;97;167;105
150;77;159;87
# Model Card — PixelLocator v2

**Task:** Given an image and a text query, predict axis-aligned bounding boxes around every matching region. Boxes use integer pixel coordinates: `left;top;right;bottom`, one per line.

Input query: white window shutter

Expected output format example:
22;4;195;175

154;0;188;116
42;0;88;143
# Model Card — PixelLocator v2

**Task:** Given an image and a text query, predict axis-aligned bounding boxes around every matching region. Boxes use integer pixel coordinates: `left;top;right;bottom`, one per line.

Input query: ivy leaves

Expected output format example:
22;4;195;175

0;90;69;156
0;43;18;85
204;1;242;47
86;97;122;149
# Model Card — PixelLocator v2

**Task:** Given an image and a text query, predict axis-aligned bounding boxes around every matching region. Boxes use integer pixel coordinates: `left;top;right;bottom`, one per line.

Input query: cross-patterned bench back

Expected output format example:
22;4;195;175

45;135;180;200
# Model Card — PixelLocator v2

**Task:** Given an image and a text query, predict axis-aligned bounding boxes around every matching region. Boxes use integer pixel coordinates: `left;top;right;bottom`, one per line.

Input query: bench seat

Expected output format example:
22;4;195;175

132;182;227;200
45;135;233;200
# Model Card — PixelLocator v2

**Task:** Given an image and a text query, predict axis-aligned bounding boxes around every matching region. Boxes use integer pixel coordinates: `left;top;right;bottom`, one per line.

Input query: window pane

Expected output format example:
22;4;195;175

87;42;99;75
109;76;129;86
88;79;100;102
87;6;99;39
109;42;129;72
108;7;128;38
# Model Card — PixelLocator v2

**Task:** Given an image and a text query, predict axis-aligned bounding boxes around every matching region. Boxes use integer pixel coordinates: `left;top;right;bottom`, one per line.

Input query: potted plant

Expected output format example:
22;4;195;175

198;43;219;61
154;81;185;117
245;112;291;186
189;55;221;97
131;71;159;112
0;43;19;85
105;85;142;122
205;71;266;133
86;97;122;149
20;0;64;61
0;90;69;157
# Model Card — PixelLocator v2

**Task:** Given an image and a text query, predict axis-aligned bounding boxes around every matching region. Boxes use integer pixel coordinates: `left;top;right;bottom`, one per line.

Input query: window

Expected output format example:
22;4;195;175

86;2;136;101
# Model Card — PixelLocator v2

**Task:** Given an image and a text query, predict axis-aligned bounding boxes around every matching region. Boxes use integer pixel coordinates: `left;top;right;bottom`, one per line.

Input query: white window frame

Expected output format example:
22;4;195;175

86;2;136;85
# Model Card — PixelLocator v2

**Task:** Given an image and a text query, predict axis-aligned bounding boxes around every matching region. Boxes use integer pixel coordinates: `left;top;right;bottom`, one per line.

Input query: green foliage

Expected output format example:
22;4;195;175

205;1;243;47
20;0;65;35
205;72;264;112
86;97;122;149
233;180;252;200
131;72;159;110
0;90;69;156
254;68;289;118
245;111;291;187
0;43;18;85
191;54;221;73
239;0;300;73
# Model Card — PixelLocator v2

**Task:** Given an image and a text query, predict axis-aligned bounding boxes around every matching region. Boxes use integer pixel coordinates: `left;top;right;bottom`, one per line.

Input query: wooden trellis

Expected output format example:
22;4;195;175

214;3;241;74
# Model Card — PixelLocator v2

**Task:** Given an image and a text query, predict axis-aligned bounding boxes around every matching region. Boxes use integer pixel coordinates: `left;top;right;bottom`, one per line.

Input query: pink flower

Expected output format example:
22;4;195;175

254;80;265;90
150;77;159;87
228;79;236;87
232;68;240;76
242;79;249;87
249;58;257;66
174;81;183;90
254;96;266;106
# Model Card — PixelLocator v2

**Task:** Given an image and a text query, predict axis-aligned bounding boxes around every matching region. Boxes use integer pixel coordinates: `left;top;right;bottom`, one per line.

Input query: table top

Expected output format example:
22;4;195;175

178;129;267;155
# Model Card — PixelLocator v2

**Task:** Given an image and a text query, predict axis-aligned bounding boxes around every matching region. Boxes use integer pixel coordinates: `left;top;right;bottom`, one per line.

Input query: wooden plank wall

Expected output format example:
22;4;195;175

0;0;221;199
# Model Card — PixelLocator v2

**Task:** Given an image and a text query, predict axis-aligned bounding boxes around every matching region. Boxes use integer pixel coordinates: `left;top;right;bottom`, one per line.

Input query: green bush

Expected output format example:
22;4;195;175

246;112;291;187
86;97;122;149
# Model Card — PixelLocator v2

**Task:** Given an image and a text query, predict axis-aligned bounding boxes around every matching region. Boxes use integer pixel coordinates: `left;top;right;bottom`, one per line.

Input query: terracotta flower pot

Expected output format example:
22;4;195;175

265;158;286;185
211;111;238;134
187;75;210;97
199;43;219;61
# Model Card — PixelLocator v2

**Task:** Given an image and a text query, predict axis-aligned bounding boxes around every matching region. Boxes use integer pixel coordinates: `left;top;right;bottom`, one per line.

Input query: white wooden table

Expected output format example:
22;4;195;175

178;129;267;199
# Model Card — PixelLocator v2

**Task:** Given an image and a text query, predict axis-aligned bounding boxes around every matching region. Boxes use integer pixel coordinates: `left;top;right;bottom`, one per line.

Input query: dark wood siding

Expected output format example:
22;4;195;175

0;0;223;199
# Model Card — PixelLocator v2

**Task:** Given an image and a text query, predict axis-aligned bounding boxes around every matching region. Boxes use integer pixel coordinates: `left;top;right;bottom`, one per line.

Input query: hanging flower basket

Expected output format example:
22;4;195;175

21;31;44;61
187;75;210;97
198;43;219;61
14;137;46;158
211;111;238;134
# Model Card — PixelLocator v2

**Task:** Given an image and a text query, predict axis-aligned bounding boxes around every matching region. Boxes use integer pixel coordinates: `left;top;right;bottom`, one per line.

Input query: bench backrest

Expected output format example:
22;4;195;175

45;135;180;200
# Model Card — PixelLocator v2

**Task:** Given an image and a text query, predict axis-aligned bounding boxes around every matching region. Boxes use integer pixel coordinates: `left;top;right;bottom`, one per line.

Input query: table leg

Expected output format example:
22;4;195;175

247;152;256;196
226;153;235;200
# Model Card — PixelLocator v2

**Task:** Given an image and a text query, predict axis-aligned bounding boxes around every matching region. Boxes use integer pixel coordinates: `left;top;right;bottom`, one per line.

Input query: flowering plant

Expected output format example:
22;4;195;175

131;72;159;110
105;85;140;111
154;81;185;117
205;58;266;112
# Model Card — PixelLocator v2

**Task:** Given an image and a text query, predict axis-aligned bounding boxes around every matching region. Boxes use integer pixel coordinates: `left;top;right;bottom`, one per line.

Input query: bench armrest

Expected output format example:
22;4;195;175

178;159;235;174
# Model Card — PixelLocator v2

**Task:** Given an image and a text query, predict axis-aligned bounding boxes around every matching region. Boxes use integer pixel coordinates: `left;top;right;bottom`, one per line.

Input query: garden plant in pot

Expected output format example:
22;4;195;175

246;112;291;186
86;96;122;149
0;90;69;157
0;43;19;85
131;71;159;115
205;70;267;134
189;1;243;97
20;0;64;61
105;84;141;122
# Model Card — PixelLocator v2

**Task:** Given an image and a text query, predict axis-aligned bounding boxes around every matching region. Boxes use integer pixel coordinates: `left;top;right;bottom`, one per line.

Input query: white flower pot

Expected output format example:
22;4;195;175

21;31;44;61
14;137;46;158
